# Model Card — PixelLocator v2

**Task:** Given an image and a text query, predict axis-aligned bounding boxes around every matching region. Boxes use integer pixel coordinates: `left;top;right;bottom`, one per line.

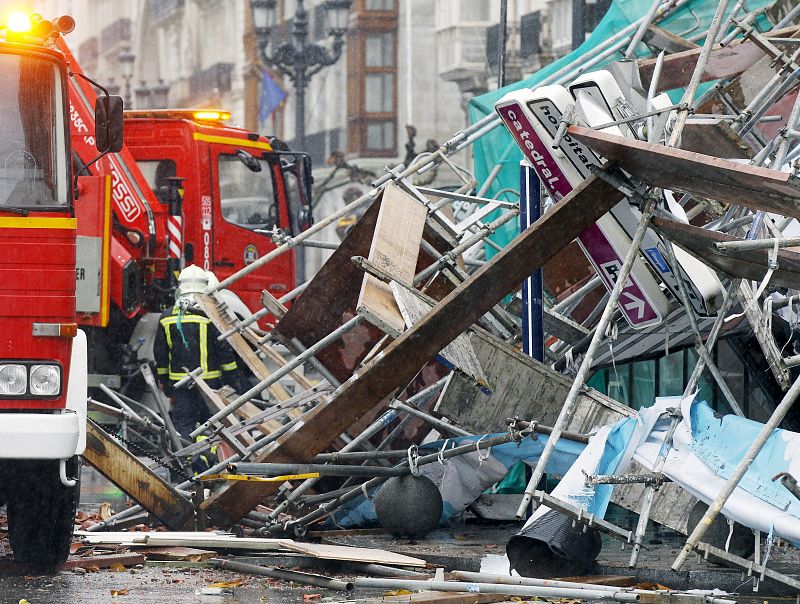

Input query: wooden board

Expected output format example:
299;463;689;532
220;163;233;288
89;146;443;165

379;593;505;604
82;420;195;531
651;217;800;288
357;182;427;336
193;379;257;447
64;552;146;570
139;547;217;562
76;531;295;551
202;173;625;525
281;542;426;567
641;25;698;54
392;282;488;391
680;118;754;159
543;308;590;345
638;25;800;93
197;294;292;403
435;328;632;436
273;198;385;383
569;126;800;218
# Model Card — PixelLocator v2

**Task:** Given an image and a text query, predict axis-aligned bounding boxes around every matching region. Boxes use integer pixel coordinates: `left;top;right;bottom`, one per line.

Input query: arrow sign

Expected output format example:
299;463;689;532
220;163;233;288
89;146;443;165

621;291;646;319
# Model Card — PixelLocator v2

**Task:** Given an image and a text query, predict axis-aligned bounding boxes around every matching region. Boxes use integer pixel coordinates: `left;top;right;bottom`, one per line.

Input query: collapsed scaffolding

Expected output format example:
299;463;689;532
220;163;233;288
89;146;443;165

81;0;800;596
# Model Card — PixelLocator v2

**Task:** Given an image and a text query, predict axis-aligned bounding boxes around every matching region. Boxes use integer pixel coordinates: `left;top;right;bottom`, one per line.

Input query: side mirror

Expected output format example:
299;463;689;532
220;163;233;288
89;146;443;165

95;95;124;153
236;149;262;172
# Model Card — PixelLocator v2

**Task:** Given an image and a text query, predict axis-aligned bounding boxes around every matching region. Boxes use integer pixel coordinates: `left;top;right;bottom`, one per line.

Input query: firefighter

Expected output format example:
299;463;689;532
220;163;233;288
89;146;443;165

153;265;241;441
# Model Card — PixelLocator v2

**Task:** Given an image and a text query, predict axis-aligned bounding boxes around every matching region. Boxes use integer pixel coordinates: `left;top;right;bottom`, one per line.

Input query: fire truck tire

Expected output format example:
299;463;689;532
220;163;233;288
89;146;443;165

7;457;81;567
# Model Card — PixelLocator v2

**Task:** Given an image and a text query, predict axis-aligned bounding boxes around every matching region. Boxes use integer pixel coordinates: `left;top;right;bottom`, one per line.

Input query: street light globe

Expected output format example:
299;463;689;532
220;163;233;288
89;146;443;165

252;0;277;32
118;46;135;79
324;0;351;33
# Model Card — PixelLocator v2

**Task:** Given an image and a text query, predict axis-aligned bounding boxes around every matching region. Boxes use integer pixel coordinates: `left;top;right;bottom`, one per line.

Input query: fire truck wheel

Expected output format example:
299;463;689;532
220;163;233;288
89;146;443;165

7;457;81;567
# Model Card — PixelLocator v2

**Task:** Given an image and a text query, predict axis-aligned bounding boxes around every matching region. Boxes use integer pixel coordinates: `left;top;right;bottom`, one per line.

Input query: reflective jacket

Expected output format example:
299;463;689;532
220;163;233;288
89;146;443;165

153;304;238;391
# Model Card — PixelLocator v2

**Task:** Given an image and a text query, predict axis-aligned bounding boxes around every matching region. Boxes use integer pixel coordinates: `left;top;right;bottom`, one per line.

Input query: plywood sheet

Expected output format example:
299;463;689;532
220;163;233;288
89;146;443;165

273;199;385;383
570;126;800;218
638;25;800;93
652;217;800;289
282;542;426;567
435;329;632;436
392;282;488;391
357;182;427;336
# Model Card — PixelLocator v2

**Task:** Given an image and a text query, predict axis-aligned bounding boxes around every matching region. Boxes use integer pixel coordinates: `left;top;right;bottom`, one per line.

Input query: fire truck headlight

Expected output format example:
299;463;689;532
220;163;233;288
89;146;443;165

0;365;26;395
29;364;60;396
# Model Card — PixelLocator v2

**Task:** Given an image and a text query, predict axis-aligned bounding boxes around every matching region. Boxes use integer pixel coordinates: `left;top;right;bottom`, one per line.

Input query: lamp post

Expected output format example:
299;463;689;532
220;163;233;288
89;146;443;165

106;77;121;97
152;79;171;109
117;45;135;107
134;80;151;110
252;0;351;151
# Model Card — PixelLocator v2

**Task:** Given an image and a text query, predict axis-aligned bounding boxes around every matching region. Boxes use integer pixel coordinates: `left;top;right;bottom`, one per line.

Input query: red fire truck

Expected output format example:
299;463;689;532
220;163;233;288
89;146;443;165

0;12;124;565
59;39;312;385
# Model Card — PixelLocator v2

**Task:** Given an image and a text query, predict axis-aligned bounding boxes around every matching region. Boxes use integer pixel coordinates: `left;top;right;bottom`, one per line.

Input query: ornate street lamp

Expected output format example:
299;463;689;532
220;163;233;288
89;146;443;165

105;77;121;97
251;0;351;151
152;79;171;109
117;45;135;107
134;80;151;110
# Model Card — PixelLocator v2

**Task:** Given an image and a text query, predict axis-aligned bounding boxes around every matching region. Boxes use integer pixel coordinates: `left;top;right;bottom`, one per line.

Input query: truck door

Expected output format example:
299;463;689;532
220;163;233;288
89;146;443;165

211;145;295;312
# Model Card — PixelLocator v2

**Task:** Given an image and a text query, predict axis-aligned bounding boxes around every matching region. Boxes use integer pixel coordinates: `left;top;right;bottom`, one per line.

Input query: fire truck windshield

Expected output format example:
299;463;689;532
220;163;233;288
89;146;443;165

0;53;66;209
218;154;277;230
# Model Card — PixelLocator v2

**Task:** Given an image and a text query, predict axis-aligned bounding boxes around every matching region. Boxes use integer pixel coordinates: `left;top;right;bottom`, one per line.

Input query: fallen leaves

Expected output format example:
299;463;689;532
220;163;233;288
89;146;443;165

207;580;242;588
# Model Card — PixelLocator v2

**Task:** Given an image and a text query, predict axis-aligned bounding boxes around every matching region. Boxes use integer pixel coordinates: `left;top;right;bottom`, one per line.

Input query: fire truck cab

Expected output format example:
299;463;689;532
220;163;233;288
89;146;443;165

0;13;122;566
122;109;312;315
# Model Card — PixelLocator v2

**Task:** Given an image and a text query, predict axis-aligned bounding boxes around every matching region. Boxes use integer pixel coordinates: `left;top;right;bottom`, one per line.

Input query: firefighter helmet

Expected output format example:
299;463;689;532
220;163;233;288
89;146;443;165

177;264;208;295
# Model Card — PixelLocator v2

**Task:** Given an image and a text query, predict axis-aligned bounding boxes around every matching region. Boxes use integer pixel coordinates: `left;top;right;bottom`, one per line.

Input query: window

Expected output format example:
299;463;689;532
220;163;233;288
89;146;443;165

586;340;775;417
347;7;398;156
217;154;278;231
0;55;67;208
365;33;393;66
136;159;177;204
366;121;395;150
365;0;394;10
461;0;489;22
365;73;393;112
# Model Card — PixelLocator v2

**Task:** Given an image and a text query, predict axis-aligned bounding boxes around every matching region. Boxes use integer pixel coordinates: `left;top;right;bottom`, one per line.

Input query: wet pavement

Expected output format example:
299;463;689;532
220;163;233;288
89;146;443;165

0;564;353;604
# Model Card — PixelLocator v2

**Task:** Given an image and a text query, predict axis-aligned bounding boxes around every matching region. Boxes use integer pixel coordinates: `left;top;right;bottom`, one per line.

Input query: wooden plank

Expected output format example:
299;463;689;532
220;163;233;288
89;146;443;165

434;328;631;436
638;25;800;92
245;328;317;392
193;378;257;447
76;531;295;551
380;592;505;604
641;25;698;54
680;118;754;159
64;552;146;570
652;217;800;288
82;420;195;531
197;294;292;402
356;182;427;336
202;173;625;525
543;308;590;345
392;282;488;390
273;198;385;383
281;542;426;567
138;547;217;562
569;126;800;218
